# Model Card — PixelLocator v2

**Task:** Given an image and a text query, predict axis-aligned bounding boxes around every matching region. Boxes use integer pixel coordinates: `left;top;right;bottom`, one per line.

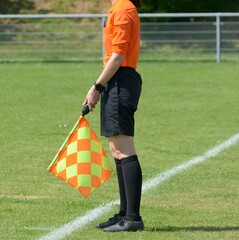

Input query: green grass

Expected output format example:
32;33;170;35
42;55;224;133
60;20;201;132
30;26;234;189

0;62;239;240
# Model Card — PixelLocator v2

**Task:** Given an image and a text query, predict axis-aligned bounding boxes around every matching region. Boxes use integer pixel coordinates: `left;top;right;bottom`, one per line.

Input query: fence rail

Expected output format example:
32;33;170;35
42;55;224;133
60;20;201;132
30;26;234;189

0;13;239;62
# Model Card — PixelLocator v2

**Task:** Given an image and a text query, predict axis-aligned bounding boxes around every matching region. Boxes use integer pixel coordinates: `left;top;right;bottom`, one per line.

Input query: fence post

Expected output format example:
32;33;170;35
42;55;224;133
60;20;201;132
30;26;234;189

216;14;221;63
102;16;106;61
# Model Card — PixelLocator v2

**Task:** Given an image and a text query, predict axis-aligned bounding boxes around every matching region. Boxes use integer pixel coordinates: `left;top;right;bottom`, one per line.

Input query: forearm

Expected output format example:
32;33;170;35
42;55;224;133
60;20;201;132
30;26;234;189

83;52;124;111
96;52;125;85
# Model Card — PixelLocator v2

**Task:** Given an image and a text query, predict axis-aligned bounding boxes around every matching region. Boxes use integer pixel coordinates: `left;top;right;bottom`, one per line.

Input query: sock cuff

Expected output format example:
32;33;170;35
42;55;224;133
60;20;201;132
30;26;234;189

115;158;121;165
121;155;138;165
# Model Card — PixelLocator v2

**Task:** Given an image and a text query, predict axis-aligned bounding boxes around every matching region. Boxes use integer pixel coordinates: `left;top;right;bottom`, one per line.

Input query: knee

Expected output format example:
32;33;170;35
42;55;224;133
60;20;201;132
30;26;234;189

108;135;136;160
109;143;122;159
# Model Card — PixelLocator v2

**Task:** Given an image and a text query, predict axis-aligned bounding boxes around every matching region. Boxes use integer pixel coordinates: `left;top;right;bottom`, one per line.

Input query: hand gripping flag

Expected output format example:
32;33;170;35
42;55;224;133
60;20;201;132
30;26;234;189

48;105;113;198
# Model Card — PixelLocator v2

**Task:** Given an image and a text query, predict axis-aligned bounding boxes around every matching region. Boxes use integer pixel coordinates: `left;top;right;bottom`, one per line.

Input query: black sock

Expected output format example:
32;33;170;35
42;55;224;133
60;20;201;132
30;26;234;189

115;159;126;217
121;155;142;221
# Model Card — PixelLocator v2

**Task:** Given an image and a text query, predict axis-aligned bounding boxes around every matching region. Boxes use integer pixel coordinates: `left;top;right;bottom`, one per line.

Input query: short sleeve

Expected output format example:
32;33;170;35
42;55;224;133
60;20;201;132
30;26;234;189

112;10;132;55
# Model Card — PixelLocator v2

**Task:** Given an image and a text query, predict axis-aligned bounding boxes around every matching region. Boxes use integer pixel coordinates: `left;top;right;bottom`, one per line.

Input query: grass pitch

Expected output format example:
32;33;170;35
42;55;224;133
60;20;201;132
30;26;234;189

0;62;239;240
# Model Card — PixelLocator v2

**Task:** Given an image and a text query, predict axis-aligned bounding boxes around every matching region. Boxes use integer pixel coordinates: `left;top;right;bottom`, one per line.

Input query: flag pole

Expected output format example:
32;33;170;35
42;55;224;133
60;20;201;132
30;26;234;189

48;105;90;169
48;117;82;169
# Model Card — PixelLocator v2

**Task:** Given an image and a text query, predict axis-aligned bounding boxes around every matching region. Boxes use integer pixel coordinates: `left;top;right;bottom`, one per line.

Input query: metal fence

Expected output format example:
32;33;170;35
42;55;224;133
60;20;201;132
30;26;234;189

0;13;239;62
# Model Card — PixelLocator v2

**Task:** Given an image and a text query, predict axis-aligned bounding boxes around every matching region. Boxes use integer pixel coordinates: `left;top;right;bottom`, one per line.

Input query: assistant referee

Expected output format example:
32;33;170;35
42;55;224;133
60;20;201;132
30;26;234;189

84;0;143;232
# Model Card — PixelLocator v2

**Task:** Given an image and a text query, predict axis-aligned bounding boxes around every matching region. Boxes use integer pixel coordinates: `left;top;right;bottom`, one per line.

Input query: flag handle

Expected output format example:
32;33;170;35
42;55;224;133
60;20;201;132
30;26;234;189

48;104;90;169
82;104;90;117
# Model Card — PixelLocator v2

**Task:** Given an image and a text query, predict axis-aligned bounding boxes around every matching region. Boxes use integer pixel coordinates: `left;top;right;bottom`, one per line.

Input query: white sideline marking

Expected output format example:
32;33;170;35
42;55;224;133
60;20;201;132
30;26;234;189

39;133;239;240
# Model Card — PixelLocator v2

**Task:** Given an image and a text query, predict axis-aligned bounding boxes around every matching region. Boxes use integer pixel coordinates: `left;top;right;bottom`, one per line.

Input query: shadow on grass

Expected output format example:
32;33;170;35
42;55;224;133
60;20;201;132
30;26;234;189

146;226;239;232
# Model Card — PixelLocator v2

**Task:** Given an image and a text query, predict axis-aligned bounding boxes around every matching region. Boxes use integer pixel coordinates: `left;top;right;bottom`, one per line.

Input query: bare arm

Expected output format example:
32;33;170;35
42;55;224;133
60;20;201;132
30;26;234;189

95;52;125;85
83;52;125;111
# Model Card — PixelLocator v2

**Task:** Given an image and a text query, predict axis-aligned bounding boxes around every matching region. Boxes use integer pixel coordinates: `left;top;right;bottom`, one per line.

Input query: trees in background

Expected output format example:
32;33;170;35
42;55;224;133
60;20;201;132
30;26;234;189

140;0;239;13
0;0;34;14
0;0;238;14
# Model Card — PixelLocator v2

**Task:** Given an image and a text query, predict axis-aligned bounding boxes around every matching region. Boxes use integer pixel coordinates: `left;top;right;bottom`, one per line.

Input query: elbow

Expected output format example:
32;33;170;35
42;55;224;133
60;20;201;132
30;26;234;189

112;52;125;65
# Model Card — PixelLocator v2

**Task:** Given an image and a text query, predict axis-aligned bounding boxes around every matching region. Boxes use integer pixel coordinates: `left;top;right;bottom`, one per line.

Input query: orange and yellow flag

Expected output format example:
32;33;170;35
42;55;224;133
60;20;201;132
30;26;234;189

48;117;113;198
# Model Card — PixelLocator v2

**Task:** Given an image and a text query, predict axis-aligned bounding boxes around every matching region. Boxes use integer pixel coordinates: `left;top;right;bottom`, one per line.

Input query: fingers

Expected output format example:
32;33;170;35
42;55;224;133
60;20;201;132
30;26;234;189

84;99;96;112
82;99;87;106
88;101;97;111
83;86;100;112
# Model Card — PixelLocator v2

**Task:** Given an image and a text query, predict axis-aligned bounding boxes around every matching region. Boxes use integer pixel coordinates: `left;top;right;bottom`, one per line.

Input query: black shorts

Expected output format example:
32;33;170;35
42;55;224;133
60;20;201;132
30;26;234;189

100;67;142;137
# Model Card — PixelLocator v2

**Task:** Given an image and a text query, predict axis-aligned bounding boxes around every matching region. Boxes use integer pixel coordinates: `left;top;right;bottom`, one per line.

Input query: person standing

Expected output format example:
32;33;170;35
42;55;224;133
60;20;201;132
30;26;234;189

83;0;143;232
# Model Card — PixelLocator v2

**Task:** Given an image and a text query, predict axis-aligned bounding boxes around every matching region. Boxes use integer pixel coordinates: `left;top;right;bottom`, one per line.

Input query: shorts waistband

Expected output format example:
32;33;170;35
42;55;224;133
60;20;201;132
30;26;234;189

119;66;135;70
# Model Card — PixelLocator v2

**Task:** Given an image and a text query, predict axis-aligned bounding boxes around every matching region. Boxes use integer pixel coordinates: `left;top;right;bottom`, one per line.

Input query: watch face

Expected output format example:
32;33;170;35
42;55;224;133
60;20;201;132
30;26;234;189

95;83;104;92
95;84;102;90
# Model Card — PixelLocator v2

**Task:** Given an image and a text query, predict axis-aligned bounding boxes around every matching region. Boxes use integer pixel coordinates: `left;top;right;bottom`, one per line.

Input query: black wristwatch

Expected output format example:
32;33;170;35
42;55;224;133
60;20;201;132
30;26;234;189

94;82;105;93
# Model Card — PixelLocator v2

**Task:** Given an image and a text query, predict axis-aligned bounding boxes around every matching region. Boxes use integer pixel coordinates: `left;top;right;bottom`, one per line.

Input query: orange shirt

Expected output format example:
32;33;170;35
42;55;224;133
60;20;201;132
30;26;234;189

103;0;140;69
